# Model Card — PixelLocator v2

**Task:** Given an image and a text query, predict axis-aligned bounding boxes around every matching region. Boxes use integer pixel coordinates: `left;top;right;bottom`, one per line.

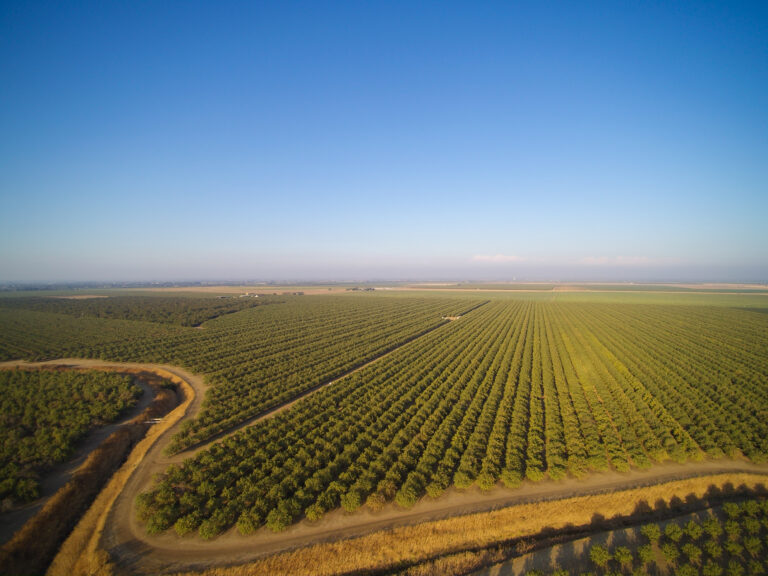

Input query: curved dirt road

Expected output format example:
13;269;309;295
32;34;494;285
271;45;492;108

113;459;768;574
6;359;768;574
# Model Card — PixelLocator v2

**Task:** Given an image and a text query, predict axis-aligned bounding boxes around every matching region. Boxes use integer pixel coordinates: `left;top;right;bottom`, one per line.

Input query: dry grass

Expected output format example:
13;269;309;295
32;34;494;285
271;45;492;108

398;548;508;576
171;472;768;576
47;367;195;576
0;424;138;575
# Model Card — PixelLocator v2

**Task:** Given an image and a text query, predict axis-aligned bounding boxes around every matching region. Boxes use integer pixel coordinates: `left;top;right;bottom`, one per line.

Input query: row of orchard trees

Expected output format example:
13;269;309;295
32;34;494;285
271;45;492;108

0;295;483;451
166;296;485;452
578;498;768;576
572;303;768;461
137;300;768;539
138;301;510;536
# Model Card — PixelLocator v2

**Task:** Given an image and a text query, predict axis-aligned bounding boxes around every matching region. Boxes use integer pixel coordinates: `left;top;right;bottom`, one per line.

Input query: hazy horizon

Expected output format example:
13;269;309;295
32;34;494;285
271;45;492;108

0;268;768;288
2;2;766;284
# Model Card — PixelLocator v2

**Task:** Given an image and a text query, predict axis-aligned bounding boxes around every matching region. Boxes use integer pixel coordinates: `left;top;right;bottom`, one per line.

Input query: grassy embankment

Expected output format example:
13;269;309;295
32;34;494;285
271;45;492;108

0;367;190;576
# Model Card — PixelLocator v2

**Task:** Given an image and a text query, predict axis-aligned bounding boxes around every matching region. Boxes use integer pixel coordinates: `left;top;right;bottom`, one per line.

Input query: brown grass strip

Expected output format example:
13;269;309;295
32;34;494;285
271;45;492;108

46;368;194;576
0;368;174;576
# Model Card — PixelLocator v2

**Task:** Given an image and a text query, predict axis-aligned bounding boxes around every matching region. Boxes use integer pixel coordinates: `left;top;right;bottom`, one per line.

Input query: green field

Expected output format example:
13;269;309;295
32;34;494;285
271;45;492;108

0;289;767;541
132;298;768;537
408;282;768;294
0;294;478;450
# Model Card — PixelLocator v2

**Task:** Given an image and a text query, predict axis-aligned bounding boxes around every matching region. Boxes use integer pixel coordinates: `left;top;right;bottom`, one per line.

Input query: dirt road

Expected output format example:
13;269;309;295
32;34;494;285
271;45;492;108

111;457;768;574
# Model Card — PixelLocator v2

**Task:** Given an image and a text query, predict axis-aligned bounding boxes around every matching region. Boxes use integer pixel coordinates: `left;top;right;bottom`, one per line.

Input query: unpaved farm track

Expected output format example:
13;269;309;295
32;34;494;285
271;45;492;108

113;459;768;574
5;359;768;575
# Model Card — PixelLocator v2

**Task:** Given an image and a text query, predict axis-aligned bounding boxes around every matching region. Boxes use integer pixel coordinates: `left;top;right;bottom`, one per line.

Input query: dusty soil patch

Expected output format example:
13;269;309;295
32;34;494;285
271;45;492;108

52;295;110;299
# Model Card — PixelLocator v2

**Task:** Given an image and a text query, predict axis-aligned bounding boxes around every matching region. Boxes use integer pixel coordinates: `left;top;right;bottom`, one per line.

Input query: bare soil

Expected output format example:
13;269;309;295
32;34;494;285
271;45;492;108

52;295;110;299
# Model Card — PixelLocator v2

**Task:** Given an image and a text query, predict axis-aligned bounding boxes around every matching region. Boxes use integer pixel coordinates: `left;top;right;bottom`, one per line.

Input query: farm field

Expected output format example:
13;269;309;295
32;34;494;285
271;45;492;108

0;294;480;450
156;472;768;576
401;282;768;294
0;289;767;575
132;296;768;539
5;1;767;574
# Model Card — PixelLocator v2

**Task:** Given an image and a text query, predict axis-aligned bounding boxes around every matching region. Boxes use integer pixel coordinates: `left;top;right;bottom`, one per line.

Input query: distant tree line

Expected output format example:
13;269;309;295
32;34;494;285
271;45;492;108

0;295;280;327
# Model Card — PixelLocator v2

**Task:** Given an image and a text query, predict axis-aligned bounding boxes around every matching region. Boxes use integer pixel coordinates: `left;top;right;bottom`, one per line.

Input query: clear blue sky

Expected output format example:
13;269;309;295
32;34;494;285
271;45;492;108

1;1;766;283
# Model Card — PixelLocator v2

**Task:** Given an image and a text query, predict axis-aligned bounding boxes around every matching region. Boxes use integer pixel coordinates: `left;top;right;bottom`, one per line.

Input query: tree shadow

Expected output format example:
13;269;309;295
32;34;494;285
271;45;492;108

633;499;653;515
374;480;768;576
551;538;583;574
